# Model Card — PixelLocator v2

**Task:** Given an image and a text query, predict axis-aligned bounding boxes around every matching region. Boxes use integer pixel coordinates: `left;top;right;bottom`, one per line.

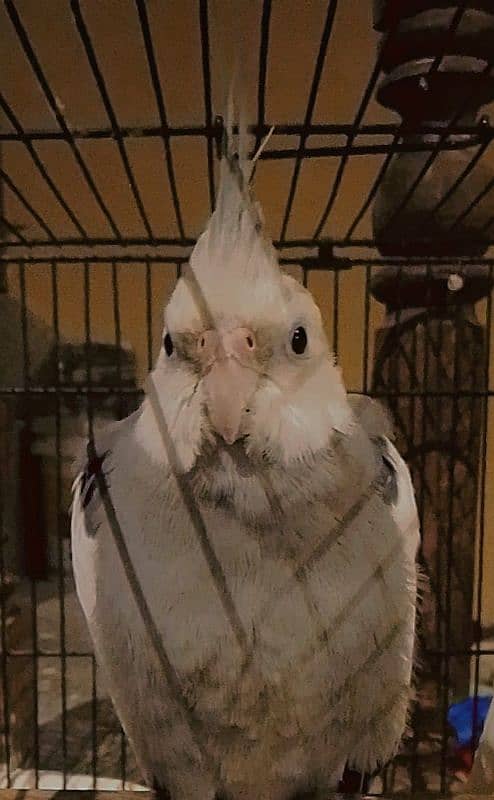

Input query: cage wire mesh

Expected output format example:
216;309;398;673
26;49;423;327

1;0;494;794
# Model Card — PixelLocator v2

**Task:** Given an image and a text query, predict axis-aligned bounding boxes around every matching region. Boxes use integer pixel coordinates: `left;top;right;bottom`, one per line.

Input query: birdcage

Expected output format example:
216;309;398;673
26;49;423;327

1;0;494;797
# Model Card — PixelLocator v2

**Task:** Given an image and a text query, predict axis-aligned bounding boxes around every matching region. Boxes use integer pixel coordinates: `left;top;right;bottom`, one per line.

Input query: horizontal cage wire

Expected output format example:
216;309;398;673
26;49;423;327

1;0;494;796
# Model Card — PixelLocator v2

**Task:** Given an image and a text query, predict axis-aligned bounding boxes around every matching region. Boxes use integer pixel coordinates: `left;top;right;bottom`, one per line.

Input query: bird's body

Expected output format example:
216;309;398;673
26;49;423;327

72;111;420;800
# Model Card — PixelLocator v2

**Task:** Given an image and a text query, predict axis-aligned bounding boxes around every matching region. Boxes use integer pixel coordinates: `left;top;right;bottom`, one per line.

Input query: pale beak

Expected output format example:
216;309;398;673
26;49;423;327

200;328;258;445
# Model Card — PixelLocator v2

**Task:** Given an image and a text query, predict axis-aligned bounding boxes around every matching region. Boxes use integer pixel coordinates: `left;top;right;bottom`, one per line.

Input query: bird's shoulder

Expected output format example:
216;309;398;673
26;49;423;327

71;409;142;537
346;393;419;548
347;393;394;440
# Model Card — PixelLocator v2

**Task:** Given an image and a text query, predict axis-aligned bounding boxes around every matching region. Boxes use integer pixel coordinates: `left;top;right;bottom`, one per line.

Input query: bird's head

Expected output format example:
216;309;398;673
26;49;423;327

140;127;353;485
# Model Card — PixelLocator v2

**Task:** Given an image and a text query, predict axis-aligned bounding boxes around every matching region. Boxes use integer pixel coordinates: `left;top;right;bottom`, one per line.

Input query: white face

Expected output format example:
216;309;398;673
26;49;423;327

144;272;352;475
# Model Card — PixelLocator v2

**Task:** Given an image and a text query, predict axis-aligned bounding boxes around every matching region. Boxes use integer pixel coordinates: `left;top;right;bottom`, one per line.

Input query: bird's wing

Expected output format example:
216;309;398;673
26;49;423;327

380;435;420;545
346;430;421;776
467;697;494;792
70;415;134;624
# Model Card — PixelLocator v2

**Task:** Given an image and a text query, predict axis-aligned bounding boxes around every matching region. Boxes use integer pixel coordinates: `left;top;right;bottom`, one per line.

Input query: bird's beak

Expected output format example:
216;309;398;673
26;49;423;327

200;328;258;445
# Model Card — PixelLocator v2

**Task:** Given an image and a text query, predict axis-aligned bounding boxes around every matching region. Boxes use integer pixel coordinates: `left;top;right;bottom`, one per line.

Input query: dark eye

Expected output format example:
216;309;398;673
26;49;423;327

291;326;307;355
163;332;174;357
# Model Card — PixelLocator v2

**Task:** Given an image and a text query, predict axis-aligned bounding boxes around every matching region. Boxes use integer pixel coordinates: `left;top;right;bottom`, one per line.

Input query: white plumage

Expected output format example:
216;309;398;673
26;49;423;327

71;111;420;800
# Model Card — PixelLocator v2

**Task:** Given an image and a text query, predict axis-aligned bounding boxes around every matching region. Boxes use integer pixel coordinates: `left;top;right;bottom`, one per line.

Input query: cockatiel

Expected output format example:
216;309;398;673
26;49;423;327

71;111;420;800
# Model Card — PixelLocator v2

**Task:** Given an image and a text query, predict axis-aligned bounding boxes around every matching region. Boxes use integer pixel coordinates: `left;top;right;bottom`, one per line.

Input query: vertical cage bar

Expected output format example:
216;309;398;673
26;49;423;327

120;723;127;791
91;657;98;788
255;0;272;154
440;305;462;792
362;265;371;395
18;261;40;787
332;270;339;358
83;259;97;786
51;259;68;786
0;476;11;788
199;0;215;211
145;258;153;373
111;259;128;787
471;268;493;758
111;260;125;422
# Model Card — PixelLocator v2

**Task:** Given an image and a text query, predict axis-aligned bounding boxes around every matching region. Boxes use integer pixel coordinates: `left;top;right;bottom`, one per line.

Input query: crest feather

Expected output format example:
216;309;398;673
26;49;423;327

186;89;281;315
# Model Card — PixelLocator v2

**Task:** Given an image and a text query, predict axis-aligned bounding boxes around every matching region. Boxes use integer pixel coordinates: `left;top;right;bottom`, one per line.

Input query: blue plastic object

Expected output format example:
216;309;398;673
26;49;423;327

448;695;493;748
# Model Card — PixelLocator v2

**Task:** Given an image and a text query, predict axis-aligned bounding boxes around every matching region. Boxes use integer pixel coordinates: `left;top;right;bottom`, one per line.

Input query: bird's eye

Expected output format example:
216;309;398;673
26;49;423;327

291;326;308;355
163;332;174;357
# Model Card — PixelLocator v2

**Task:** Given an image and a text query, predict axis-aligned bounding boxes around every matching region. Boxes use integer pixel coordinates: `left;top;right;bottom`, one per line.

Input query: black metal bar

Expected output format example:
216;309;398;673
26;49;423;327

0;477;11;787
2;386;494;399
0;121;489;142
111;260;126;420
2;2;122;240
255;0;272;154
18;260;40;787
120;724;127;791
332;270;339;358
432;138;491;219
450;169;494;232
2;144;13;790
4;644;494;658
361;265;371;394
0;386;144;396
5;252;494;271
411;269;433;792
8;234;494;254
50;259;68;787
82;257;99;785
440;302;462;792
6;650;95;658
113;252;127;789
199;0;215;211
260;139;482;158
279;0;339;242
344;140;401;242
135;0;185;238
0;215;27;244
471;266;492;763
434;327;447;668
69;0;154;240
0;167;57;241
92;657;98;789
145;257;153;371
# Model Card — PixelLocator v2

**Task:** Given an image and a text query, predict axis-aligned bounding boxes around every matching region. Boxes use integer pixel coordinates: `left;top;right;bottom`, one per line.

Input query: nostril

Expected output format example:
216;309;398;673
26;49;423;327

246;336;254;349
200;337;205;348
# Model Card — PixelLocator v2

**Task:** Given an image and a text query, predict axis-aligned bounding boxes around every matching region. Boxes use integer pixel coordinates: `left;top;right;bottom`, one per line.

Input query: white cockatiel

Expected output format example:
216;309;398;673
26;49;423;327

71;114;420;800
